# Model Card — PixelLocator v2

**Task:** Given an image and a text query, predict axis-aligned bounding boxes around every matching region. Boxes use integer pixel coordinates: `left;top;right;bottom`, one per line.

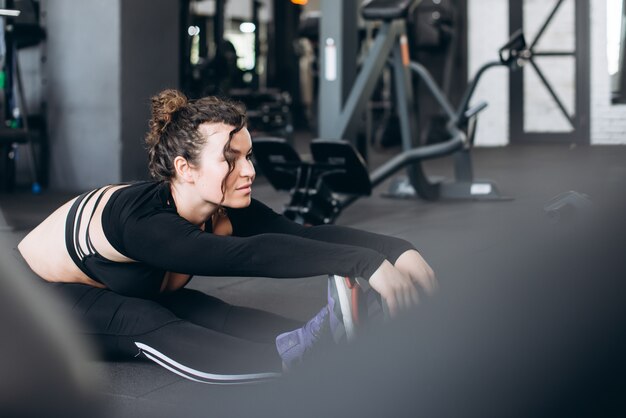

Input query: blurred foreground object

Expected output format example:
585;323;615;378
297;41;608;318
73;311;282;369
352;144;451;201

0;239;102;418
194;193;626;418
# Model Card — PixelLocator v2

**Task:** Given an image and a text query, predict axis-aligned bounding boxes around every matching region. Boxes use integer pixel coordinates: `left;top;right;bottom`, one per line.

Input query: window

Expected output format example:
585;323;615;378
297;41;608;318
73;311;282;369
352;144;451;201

608;0;626;103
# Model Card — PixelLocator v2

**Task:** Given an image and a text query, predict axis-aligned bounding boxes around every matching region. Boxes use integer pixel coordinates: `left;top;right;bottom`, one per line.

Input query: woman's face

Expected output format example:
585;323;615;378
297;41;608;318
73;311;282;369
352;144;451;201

192;122;255;209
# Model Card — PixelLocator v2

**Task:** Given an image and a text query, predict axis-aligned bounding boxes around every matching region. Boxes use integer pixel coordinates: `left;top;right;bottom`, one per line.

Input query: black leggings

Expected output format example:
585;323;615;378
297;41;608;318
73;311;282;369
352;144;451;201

13;249;302;383
6;242;303;385
47;282;301;383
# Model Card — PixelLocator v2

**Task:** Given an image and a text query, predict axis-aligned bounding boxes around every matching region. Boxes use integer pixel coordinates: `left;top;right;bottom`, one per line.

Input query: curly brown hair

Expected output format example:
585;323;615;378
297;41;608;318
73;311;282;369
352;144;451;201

145;89;247;199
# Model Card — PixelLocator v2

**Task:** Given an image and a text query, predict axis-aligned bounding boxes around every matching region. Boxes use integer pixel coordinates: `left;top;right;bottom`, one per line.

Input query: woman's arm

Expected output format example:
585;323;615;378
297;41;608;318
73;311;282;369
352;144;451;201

228;199;437;295
122;211;387;280
227;199;416;263
125;210;423;316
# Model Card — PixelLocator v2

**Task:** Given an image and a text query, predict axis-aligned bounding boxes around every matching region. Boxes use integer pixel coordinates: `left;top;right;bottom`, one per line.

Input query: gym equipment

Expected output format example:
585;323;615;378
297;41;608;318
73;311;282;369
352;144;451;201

0;206;11;231
254;137;372;225
0;5;45;194
255;132;498;225
254;0;530;225
318;0;530;201
184;0;251;97
544;191;593;224
255;130;519;225
387;27;527;200
408;0;459;147
230;88;294;142
336;0;529;201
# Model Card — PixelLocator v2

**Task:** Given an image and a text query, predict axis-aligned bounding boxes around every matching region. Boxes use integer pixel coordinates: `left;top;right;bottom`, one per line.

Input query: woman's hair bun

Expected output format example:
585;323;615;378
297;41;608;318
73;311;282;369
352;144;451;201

147;89;188;148
151;89;188;127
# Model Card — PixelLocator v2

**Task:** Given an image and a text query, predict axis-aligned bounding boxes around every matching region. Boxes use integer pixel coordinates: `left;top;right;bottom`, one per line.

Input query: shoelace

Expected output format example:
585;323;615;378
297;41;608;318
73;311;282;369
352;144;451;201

302;308;329;356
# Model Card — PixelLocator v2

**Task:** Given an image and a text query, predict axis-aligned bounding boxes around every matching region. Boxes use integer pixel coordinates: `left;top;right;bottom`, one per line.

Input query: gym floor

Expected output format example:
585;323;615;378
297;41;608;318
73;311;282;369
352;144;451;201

1;142;625;417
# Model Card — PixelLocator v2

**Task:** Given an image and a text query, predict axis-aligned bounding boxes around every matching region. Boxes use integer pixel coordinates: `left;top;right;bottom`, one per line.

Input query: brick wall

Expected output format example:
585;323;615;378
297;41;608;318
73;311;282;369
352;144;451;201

468;0;626;145
523;0;576;133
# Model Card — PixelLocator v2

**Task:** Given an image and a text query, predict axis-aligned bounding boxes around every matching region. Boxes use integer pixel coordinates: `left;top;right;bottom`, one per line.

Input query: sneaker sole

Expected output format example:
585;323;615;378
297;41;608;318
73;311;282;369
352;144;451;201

330;275;358;342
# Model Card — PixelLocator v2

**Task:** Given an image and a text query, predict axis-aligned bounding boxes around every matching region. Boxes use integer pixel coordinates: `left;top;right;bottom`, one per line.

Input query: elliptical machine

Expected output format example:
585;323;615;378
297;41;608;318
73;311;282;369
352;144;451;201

253;0;530;225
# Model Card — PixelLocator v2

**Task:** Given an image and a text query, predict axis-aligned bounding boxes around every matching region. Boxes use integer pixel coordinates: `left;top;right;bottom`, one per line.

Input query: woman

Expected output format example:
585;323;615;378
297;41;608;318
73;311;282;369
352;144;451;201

17;89;435;383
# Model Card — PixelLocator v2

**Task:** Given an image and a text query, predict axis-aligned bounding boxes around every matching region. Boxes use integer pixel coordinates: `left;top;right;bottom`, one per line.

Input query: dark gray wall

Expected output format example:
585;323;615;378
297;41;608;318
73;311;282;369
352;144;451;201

120;0;180;182
44;0;122;191
43;0;180;191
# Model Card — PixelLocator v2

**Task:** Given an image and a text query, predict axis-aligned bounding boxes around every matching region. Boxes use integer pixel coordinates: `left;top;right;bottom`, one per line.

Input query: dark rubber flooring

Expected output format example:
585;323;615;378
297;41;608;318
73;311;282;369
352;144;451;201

1;143;625;417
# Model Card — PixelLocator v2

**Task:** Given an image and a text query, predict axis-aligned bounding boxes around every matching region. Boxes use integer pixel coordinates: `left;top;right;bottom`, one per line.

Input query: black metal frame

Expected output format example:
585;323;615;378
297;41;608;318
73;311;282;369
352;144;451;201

509;0;590;144
314;0;533;202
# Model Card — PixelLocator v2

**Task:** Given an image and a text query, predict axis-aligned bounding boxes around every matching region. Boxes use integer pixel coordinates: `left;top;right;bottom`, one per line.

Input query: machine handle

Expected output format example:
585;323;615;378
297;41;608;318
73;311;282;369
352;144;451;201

464;101;489;120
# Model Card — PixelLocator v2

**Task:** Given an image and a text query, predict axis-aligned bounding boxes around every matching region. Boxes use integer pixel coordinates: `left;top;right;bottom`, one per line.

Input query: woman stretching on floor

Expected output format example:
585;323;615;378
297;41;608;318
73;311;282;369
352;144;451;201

17;89;435;383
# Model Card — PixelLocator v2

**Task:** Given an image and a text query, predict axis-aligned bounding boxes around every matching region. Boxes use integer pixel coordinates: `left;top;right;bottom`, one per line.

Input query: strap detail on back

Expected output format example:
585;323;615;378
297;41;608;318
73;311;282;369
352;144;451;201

85;185;115;255
65;186;115;278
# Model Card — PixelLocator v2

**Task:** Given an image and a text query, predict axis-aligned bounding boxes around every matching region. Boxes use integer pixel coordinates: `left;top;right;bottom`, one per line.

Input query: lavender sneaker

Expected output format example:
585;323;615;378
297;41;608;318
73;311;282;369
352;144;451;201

276;276;387;370
275;306;331;370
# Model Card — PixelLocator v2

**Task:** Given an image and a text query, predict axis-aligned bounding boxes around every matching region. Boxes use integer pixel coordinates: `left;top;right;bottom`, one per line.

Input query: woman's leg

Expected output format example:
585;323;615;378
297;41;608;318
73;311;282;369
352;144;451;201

48;283;282;383
157;288;303;344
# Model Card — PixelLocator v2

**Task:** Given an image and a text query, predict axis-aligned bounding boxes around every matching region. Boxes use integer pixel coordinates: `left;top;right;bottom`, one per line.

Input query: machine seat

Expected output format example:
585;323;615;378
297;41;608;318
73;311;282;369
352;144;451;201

252;137;302;191
310;139;372;196
361;0;421;22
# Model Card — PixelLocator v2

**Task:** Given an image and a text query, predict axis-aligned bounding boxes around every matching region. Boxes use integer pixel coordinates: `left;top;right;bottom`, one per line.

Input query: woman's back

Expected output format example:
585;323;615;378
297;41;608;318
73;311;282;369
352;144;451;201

18;184;132;287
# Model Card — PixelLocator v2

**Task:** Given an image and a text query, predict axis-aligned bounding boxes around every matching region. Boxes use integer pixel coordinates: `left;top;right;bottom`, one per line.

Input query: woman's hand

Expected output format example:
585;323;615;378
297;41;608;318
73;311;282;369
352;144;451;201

394;250;437;296
369;260;419;317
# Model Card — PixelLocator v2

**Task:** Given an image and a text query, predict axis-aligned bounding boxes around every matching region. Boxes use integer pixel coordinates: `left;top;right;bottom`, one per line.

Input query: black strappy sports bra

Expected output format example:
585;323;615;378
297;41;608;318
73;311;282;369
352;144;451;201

65;185;167;297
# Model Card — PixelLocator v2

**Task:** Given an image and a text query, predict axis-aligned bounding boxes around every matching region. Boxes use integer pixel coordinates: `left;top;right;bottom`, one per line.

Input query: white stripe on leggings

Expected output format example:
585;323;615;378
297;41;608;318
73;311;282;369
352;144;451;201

142;352;205;383
135;342;282;384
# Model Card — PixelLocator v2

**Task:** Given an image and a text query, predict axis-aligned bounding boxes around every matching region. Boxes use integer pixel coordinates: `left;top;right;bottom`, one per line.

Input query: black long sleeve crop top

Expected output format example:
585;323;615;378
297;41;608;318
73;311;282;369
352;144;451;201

74;181;416;297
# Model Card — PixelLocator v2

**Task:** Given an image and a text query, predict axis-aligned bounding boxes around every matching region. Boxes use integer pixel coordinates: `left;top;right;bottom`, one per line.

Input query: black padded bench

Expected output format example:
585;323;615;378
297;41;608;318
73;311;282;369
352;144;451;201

253;137;372;225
